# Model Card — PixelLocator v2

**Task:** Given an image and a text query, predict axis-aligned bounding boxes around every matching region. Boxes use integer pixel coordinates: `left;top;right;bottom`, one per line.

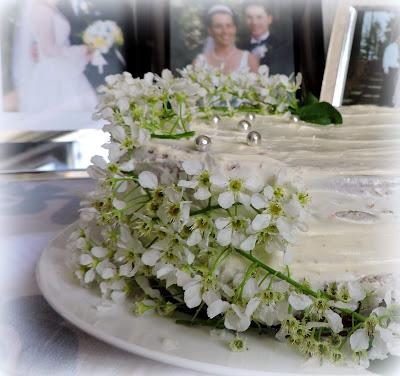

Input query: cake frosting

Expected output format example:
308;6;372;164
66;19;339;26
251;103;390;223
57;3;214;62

133;105;400;283
68;68;400;367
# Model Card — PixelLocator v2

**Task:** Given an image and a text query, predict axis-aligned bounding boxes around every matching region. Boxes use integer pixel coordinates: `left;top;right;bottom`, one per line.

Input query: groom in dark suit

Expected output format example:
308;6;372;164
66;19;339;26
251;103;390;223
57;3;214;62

241;1;293;76
57;0;129;89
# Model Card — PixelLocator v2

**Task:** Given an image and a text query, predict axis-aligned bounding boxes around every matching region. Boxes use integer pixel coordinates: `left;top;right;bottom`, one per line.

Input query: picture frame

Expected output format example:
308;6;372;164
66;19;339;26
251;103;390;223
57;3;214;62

0;0;139;141
320;0;400;107
168;0;325;98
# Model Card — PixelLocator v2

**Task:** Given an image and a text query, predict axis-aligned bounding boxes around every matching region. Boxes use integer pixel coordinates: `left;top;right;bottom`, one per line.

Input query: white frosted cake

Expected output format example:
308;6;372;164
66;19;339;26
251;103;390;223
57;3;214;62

133;106;400;284
69;68;400;367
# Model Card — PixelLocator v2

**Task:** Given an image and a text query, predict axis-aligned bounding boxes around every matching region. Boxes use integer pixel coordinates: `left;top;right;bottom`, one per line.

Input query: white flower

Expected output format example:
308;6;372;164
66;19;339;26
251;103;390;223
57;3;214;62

215;216;248;248
251;213;271;231
251;185;274;210
87;155;109;180
157;187;191;231
347;281;366;302
95;259;116;280
176;271;203;309
211;175;262;209
102;123;149;163
114;225;145;277
208;299;230;319
186;215;213;247
255;300;289;326
154;263;177;287
119;159;135;172
224;298;260;332
350;328;369;352
288;292;343;333
178;160;212;200
141;248;162;266
79;246;113;283
79;207;98;222
99;279;127;303
325;308;343;334
112;198;126;210
187;228;202;246
138;171;158;189
239;235;258;252
288;292;312;310
276;217;296;244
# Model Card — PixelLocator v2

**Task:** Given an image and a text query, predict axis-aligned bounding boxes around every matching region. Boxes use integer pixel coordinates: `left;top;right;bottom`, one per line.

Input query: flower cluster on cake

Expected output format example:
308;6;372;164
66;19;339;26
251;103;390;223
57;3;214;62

68;66;400;368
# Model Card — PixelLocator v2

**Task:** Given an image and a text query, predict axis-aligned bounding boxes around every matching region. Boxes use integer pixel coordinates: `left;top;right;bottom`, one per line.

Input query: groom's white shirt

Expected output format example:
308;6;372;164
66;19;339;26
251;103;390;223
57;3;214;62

250;31;270;44
383;42;399;74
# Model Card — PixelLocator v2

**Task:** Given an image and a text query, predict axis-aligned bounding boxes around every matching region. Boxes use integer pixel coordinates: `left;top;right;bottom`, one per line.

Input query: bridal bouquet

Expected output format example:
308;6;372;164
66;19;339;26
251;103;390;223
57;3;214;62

83;20;124;74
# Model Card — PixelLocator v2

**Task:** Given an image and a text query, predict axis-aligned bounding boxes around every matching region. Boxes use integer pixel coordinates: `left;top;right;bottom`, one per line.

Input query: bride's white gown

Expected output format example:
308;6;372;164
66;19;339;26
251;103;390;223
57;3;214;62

393;74;400;108
20;4;97;112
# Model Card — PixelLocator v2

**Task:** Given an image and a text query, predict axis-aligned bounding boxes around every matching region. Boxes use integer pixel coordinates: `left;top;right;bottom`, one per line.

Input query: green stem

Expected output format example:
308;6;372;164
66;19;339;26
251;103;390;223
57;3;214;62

176;318;224;329
234;248;367;322
111;176;138;182
210;246;231;275
190;205;220;216
234;262;257;303
145;237;158;249
151;131;195;140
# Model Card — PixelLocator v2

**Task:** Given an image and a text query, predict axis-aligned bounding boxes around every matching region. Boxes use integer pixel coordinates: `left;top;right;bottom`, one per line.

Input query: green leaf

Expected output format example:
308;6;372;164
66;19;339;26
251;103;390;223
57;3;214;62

296;102;343;125
303;93;319;106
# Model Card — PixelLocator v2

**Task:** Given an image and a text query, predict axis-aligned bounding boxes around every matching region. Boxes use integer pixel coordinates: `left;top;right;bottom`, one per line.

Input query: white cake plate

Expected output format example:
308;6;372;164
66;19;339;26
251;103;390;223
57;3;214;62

37;223;395;376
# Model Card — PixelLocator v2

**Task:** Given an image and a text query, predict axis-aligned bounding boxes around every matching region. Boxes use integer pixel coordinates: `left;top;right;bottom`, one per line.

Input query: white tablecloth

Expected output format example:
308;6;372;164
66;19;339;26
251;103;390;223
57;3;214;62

0;177;209;376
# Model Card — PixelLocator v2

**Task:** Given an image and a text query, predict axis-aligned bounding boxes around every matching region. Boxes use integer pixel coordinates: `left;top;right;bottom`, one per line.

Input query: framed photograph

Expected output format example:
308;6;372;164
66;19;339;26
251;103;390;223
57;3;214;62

320;0;400;107
169;0;325;97
0;0;136;135
170;0;295;76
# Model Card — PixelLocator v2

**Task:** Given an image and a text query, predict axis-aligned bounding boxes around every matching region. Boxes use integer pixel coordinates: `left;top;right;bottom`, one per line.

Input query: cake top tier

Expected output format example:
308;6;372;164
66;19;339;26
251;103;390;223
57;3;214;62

135;105;400;181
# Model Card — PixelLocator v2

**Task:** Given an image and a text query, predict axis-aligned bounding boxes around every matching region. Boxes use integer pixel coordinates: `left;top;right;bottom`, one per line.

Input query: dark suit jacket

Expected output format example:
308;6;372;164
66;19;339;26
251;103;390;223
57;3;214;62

58;0;128;89
241;34;294;76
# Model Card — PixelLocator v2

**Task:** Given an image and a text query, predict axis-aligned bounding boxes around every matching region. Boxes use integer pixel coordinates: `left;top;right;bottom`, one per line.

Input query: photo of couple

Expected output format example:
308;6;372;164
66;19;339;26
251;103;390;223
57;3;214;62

170;0;294;76
2;0;131;113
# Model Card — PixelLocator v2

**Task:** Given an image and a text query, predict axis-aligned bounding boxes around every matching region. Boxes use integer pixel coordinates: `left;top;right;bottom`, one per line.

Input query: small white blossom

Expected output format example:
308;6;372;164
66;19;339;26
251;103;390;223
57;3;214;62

224;298;260;332
211;175;262;209
138;171;158;189
215;216;248;248
178;160;212;200
350;328;369;352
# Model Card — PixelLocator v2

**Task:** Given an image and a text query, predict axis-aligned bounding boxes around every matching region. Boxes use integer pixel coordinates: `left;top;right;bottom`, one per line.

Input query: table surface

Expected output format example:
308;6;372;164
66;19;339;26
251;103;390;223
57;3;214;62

0;177;208;376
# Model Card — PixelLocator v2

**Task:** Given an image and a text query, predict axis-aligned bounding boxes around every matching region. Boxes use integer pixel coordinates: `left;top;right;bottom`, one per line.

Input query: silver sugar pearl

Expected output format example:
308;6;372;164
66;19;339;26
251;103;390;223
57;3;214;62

246;131;261;146
291;114;300;123
237;119;252;132
195;135;211;152
211;115;221;125
245;113;256;121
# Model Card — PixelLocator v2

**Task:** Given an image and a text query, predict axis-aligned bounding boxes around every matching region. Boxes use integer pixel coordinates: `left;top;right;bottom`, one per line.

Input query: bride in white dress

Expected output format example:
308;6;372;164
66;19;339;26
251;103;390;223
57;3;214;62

14;0;97;112
193;4;259;75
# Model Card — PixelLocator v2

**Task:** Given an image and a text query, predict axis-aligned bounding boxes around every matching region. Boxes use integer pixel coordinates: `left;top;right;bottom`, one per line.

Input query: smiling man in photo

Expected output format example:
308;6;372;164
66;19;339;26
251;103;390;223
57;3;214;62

241;0;292;75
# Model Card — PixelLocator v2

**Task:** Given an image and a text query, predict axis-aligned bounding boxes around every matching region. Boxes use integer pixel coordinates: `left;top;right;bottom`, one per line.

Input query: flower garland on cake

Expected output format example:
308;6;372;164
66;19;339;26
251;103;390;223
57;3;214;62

69;67;399;368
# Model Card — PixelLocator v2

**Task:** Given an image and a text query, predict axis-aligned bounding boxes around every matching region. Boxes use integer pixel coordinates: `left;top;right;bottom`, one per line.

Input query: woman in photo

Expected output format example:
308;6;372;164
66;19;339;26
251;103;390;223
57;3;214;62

193;4;259;75
14;0;97;112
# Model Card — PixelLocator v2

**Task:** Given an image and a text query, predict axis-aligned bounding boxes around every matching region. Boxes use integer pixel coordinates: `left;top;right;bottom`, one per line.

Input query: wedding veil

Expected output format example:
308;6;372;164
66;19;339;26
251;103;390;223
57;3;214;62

12;0;36;96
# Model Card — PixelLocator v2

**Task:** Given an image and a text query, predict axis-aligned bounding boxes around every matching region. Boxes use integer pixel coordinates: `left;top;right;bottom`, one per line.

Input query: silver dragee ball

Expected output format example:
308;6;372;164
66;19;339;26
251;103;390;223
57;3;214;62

211;115;221;125
245;113;256;121
237;119;252;132
195;135;211;151
291;114;300;123
246;131;261;146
